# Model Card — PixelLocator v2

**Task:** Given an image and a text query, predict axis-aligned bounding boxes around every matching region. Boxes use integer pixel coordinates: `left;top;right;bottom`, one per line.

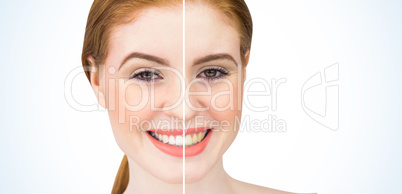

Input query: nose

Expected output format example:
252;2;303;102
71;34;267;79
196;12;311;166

160;72;207;125
160;81;183;119
161;81;201;123
163;97;199;123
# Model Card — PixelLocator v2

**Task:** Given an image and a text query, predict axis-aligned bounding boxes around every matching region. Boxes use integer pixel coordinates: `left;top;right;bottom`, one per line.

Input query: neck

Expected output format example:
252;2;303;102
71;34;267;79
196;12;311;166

124;157;234;194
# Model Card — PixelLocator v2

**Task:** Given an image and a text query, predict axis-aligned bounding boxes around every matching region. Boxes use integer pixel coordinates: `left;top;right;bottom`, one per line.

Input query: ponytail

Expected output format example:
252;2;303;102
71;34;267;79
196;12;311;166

111;155;129;194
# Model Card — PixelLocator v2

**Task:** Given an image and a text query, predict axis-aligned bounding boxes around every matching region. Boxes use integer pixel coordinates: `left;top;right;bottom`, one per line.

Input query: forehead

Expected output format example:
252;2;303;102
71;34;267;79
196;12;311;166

185;4;241;65
106;6;183;68
105;5;241;68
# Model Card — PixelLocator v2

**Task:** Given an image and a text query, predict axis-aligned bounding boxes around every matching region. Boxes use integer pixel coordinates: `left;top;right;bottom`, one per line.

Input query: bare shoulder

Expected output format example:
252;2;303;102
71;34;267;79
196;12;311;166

229;177;317;194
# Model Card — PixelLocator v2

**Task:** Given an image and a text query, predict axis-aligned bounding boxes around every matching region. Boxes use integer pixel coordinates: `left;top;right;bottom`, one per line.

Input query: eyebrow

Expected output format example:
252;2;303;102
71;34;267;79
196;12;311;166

193;53;238;66
119;52;170;70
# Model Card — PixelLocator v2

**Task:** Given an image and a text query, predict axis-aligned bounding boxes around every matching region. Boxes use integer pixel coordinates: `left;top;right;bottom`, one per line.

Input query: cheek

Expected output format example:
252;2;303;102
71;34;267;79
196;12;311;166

106;80;155;151
112;81;155;126
205;77;243;155
200;77;243;131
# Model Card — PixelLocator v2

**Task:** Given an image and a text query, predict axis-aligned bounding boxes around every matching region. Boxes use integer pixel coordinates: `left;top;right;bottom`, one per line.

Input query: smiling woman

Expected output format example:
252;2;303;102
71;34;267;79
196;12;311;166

81;0;308;194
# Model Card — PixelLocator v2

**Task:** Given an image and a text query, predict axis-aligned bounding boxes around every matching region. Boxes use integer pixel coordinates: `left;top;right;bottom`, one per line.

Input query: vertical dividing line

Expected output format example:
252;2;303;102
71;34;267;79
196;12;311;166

182;0;186;194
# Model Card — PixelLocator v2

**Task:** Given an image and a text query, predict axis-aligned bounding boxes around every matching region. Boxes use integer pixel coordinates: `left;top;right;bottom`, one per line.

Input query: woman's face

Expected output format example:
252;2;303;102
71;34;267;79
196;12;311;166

97;4;245;184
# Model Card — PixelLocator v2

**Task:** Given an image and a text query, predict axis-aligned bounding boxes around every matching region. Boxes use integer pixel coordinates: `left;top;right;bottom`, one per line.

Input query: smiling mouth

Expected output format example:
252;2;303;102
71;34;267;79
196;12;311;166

147;129;212;148
145;127;214;157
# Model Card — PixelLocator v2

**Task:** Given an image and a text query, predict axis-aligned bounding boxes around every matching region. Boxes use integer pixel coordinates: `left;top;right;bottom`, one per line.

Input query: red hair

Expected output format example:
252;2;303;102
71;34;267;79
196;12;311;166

81;0;252;193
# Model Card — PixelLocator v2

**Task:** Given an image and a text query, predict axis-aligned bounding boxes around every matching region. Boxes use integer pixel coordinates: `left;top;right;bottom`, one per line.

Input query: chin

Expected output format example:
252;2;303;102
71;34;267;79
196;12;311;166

184;162;210;184
154;170;184;184
125;146;185;184
184;130;233;184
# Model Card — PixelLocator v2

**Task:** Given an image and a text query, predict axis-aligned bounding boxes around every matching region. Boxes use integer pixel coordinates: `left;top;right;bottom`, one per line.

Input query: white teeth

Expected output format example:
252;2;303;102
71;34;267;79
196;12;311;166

169;135;175;144
151;130;209;147
163;135;169;143
175;136;183;146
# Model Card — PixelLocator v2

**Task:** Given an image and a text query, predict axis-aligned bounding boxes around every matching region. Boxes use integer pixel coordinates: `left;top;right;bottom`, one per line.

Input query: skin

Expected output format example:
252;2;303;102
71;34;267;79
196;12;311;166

88;3;306;194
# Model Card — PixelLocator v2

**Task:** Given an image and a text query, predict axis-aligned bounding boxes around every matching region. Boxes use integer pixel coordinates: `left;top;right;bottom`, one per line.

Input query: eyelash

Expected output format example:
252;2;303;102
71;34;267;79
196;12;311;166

130;67;229;83
131;69;163;83
197;67;229;81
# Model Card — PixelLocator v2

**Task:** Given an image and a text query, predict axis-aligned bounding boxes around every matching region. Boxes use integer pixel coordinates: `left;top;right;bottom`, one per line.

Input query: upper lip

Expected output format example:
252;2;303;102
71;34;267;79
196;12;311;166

148;127;210;136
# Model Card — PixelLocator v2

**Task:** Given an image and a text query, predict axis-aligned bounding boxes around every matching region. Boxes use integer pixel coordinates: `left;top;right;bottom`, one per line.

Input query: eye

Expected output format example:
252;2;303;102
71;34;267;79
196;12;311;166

197;67;229;81
131;69;163;83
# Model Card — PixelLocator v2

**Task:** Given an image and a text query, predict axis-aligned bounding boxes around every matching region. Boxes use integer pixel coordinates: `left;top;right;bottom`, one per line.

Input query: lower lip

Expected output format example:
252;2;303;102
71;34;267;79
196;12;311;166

145;130;213;157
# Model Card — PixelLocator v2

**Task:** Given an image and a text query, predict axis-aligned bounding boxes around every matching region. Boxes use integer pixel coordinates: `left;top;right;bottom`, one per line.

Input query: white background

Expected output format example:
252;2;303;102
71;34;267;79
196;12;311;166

0;0;401;193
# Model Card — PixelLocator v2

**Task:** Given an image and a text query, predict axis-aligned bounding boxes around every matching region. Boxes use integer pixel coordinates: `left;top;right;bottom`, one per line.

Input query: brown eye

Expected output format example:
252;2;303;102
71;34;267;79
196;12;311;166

204;69;217;77
139;72;154;79
132;69;162;82
197;67;229;81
